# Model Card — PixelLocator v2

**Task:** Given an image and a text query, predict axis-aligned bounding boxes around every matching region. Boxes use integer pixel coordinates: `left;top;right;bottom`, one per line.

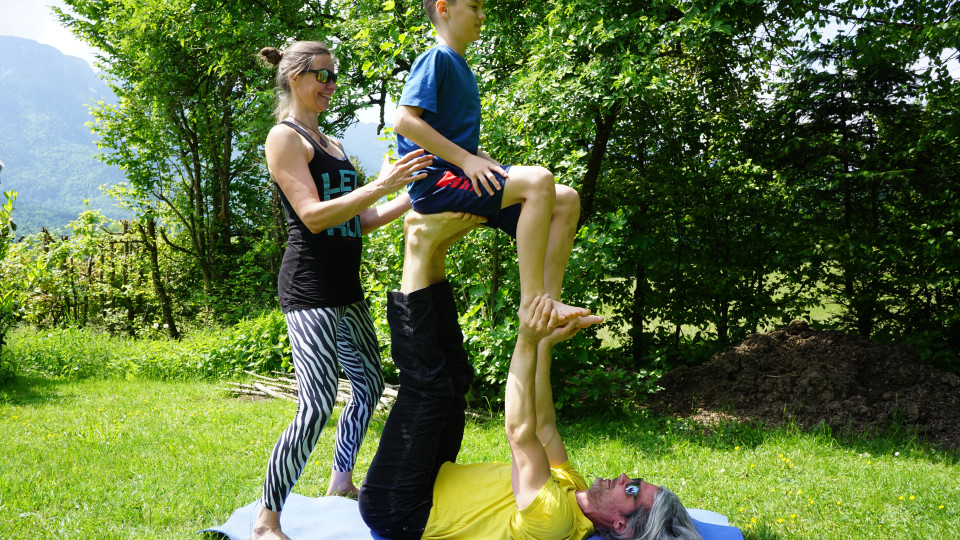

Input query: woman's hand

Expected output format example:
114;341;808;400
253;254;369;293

375;149;433;193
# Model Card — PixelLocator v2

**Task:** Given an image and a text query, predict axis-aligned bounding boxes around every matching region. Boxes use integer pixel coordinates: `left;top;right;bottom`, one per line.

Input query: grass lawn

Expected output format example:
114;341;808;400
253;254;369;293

1;376;957;539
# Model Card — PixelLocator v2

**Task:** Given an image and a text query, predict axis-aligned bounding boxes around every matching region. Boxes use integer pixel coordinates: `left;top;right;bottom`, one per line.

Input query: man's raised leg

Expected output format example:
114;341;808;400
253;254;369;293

358;286;449;539
401;211;486;293
405;211;485;469
359;211;485;539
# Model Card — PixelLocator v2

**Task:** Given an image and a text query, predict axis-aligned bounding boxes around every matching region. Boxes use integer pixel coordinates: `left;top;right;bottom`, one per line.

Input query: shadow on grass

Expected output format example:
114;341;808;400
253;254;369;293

555;405;960;466
0;373;69;406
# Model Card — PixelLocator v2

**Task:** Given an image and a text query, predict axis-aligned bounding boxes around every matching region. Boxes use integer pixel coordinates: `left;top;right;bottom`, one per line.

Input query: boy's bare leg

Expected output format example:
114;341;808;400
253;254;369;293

401;211;487;293
252;506;291;540
502;166;590;322
542;184;588;318
325;469;359;498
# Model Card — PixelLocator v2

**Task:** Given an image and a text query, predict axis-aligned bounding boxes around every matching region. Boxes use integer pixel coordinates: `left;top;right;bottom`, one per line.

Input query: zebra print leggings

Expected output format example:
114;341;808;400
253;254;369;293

261;301;385;512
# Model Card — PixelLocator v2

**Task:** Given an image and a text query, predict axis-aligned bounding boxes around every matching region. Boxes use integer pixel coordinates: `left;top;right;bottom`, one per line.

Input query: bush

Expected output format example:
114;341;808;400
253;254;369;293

12;326;135;379
0;191;21;379
199;309;291;375
6;313;291;382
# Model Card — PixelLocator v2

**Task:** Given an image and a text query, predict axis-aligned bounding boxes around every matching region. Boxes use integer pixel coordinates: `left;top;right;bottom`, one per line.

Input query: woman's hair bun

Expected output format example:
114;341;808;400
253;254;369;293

259;47;283;66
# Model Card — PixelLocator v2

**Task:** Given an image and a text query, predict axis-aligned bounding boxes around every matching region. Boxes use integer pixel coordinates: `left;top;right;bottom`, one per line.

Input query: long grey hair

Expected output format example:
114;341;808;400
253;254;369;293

595;487;703;540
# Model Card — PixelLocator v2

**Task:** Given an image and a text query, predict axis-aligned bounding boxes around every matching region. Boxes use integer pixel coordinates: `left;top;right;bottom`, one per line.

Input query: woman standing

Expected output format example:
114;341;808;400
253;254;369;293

255;41;431;540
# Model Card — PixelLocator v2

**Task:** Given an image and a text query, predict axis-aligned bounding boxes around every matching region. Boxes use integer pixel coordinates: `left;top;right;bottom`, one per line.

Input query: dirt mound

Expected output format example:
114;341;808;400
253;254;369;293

646;320;960;449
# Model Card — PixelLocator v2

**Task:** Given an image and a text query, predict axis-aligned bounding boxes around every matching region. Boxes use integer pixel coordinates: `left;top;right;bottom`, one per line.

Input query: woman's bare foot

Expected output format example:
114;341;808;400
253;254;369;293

325;469;360;498
325;485;360;498
252;505;291;540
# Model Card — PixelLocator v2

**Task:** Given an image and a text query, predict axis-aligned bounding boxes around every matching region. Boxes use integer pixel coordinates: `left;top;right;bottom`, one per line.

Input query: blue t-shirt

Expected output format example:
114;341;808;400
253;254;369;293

397;44;481;201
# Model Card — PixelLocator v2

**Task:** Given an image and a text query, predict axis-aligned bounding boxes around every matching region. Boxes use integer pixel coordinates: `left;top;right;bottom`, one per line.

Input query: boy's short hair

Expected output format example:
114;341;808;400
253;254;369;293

424;0;455;25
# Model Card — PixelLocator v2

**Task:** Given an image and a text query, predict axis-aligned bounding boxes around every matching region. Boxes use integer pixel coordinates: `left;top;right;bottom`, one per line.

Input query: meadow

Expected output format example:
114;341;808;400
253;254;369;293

1;372;957;539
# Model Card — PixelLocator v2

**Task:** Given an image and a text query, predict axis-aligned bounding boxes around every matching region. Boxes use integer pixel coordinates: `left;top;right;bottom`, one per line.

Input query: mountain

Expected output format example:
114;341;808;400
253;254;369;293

0;36;126;234
340;120;392;178
0;36;392;235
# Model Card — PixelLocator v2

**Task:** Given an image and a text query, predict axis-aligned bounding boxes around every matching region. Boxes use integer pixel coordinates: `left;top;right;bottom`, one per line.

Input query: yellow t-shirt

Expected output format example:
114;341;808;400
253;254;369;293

422;460;595;540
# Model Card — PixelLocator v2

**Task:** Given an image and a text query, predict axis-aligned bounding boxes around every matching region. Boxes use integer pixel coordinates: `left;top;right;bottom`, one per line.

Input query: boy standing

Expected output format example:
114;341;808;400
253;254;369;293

395;0;591;321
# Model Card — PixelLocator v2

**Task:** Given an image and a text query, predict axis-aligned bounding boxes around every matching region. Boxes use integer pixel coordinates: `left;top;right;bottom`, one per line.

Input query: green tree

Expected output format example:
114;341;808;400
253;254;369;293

56;0;316;312
751;11;960;366
0;191;20;378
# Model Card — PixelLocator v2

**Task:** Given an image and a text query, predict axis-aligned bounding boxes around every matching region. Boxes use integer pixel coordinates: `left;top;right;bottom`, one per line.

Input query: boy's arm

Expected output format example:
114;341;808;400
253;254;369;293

477;149;501;166
395;105;506;197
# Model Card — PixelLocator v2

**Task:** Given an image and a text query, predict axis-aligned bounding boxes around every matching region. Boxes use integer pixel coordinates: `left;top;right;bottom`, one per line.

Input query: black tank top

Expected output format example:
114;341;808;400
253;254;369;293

276;121;364;312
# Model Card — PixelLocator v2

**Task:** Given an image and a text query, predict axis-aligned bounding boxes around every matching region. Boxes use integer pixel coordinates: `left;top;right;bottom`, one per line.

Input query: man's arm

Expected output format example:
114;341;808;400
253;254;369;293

504;295;557;510
534;324;579;467
394;105;504;196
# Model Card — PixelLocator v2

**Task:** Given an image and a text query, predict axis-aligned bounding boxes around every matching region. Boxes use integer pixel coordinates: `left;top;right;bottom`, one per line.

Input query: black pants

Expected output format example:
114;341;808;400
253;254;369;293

358;282;474;540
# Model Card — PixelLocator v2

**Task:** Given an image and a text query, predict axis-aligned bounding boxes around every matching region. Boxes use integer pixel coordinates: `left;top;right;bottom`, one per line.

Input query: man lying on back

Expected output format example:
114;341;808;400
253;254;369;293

359;211;701;540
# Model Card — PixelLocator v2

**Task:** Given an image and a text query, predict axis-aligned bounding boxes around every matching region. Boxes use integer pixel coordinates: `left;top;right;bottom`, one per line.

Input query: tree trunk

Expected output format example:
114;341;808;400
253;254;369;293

579;101;621;225
631;262;647;368
139;218;180;340
214;76;238;261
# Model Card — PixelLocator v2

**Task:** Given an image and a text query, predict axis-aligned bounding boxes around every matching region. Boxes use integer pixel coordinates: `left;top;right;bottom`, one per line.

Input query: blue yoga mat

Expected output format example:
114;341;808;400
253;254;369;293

201;494;744;540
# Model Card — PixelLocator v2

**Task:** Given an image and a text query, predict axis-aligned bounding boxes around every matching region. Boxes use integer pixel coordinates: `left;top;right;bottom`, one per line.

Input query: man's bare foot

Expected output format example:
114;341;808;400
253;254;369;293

404;211;487;249
252;506;291;540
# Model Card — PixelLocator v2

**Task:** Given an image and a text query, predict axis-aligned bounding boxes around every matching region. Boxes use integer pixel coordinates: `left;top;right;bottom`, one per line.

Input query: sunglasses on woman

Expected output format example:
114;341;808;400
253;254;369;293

301;68;337;84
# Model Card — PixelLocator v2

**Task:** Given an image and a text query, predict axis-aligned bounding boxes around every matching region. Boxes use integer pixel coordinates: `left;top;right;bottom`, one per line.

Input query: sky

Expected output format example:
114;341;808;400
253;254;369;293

0;0;101;69
0;0;392;122
2;1;953;102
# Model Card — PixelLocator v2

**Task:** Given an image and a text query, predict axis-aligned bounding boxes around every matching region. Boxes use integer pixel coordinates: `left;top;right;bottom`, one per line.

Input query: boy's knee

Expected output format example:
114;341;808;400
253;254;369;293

552;185;580;223
533;166;553;182
531;166;554;190
524;167;555;198
556;184;580;211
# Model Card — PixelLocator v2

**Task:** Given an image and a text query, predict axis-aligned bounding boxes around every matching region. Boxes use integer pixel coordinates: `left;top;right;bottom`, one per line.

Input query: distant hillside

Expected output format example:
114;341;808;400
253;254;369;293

0;36;126;234
341;120;393;178
0;36;392;235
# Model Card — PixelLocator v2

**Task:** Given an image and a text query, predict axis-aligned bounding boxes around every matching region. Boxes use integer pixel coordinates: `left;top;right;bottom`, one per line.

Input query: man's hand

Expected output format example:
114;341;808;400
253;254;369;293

461;154;506;197
542;314;605;348
518;295;559;343
520;295;605;348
